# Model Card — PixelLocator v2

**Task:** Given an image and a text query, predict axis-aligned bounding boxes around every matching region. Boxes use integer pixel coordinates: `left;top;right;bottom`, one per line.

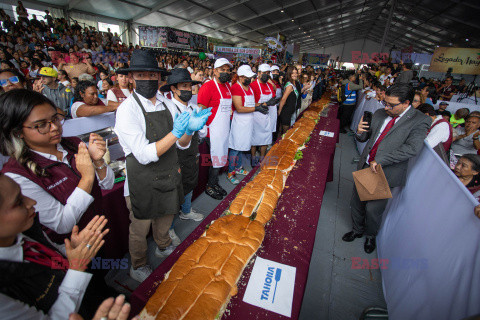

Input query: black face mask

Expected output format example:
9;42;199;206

242;78;251;86
218;72;231;84
177;90;192;103
272;74;279;81
260;74;269;83
135;79;158;99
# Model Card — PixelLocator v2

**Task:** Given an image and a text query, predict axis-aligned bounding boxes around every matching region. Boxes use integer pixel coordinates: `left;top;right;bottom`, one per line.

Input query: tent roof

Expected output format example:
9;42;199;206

33;0;480;53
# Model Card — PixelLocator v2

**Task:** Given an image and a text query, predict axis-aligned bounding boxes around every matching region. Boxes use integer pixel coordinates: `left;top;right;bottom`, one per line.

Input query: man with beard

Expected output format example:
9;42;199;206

342;84;431;254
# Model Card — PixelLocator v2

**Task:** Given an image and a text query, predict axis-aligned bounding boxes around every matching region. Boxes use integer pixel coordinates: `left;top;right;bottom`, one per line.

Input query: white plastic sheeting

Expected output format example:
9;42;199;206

377;142;480;320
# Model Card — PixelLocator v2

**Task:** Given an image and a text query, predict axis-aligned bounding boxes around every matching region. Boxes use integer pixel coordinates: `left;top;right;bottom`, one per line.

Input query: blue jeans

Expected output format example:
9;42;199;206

180;191;193;214
228;149;242;173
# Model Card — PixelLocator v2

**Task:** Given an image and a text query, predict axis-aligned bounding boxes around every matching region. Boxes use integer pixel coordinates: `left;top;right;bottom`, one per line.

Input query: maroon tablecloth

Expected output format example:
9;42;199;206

101;181;130;259
129;104;340;319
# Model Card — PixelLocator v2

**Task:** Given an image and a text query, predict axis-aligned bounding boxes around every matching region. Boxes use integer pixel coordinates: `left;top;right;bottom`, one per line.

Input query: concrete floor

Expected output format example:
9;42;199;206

106;133;387;319
298;132;387;320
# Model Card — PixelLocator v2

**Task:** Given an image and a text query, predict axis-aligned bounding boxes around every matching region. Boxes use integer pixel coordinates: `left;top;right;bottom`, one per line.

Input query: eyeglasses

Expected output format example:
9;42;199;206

23;113;65;134
0;76;20;87
381;100;403;109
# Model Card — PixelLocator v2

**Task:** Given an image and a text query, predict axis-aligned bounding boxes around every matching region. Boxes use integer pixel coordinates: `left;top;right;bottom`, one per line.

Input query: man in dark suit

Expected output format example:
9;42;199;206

342;84;432;253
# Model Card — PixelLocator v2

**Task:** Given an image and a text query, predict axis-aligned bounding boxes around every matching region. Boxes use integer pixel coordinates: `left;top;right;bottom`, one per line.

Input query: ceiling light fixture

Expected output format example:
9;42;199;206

281;10;284;13
466;38;469;41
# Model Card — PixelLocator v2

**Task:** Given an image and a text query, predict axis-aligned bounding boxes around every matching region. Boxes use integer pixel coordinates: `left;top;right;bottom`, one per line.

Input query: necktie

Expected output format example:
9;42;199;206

368;116;398;162
22;239;69;271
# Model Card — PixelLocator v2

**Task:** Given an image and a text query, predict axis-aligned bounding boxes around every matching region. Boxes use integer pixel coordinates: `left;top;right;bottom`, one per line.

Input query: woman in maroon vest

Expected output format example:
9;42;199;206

0;172;136;319
106;71;133;109
0;89;114;245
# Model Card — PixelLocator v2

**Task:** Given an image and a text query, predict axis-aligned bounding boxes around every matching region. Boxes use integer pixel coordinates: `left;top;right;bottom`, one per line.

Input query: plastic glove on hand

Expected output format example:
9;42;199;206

255;104;269;115
264;97;281;106
186;108;212;135
172;112;191;138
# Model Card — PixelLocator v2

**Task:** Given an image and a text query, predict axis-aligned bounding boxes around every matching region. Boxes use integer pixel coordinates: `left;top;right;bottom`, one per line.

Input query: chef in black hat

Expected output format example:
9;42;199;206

160;68;209;226
114;50;209;283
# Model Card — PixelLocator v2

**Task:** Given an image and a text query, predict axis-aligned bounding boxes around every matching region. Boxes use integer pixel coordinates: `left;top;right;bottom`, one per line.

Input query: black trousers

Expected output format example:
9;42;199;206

205;138;220;187
339;103;356;129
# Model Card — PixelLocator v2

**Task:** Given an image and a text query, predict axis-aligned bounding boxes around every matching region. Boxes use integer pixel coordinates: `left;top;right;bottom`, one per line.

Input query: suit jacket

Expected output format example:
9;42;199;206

356;107;431;188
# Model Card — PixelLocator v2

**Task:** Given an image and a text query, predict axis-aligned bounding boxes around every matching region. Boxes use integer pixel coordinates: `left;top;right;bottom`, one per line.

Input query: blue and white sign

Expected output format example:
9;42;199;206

243;257;296;317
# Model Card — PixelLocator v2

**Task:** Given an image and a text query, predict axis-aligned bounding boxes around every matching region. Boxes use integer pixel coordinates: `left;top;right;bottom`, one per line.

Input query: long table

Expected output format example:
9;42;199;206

129;104;340;319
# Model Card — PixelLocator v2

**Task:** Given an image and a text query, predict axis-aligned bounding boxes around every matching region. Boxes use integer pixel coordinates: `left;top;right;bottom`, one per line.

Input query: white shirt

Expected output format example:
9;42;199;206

425;115;450;148
70;98;108;118
0;234;92;320
5;144;114;234
60;80;71;87
366;106;411;164
115;90;190;196
170;97;207;139
379;74;392;85
106;88;131;103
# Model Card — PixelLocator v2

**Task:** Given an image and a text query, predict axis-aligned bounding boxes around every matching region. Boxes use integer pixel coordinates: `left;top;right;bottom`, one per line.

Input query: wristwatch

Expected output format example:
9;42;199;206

93;160;107;170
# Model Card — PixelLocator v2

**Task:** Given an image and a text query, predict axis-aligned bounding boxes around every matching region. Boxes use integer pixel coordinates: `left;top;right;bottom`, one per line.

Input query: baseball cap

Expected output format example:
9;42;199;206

214;58;233;69
439;101;449;106
271;65;280;71
38;67;58;78
237;65;255;77
258;63;271;72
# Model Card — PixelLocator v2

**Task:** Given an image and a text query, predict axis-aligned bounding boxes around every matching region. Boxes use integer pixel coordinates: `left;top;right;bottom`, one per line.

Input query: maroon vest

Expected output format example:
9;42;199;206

2;137;103;244
428;118;453;152
111;87;129;102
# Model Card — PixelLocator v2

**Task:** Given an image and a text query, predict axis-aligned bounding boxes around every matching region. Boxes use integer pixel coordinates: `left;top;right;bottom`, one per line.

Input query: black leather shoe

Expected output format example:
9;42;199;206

364;237;376;254
205;186;223;200
342;231;363;242
214;184;227;197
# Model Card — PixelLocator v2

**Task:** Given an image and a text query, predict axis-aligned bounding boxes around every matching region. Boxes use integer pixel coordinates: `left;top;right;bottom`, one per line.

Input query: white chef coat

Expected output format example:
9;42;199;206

0;234;92;320
115;90;191;196
5;145;114;234
169;97;207;139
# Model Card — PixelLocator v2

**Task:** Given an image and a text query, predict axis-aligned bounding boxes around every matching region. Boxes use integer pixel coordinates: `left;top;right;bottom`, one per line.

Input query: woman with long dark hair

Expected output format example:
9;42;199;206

0;89;114;244
277;66;299;135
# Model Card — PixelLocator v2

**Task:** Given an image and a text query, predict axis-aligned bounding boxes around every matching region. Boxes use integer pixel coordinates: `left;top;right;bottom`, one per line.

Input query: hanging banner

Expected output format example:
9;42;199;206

138;26;167;48
215;46;261;55
302;53;331;65
189;33;208;52
429;47;480;75
166;27;191;50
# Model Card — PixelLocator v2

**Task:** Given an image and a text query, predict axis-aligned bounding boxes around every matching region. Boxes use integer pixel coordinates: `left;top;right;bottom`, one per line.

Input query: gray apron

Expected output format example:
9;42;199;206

126;92;184;219
172;104;199;196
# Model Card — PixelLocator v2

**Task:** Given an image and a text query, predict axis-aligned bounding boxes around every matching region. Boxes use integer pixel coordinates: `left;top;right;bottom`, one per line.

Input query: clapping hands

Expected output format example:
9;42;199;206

186;108;212;135
172;112;191;138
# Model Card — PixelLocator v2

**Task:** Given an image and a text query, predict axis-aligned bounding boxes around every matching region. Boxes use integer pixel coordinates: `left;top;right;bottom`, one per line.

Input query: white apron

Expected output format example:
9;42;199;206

209;80;232;168
228;85;255;151
270;86;282;133
251;80;272;146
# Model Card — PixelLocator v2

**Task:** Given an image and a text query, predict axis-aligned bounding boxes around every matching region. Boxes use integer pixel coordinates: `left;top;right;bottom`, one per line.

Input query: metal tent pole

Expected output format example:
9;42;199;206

380;0;396;53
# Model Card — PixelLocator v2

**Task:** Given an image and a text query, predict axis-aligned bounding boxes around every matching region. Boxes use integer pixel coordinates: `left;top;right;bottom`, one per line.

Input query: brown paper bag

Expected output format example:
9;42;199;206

352;164;392;201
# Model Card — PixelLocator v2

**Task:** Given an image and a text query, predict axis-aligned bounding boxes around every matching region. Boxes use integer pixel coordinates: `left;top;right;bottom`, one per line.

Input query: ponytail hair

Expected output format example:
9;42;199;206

0;89;57;176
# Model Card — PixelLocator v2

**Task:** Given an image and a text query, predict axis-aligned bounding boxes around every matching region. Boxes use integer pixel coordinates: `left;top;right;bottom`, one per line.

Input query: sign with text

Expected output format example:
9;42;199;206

302;53;331;65
215;46;262;55
429;47;480;75
139;26;167;48
166;27;191;50
243;257;296;317
351;51;389;64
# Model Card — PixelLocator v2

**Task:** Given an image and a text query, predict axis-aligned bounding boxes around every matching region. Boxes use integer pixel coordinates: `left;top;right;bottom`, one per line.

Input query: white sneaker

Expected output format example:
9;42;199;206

154;244;176;258
179;209;204;222
168;228;181;247
130;265;152;283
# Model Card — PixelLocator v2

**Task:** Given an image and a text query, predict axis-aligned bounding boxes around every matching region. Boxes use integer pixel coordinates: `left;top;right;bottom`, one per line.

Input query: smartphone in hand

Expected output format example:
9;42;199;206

363;111;373;130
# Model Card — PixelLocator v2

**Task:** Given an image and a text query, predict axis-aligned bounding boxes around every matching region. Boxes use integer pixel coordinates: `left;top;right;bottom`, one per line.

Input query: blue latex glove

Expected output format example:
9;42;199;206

186;107;212;135
171;111;191;138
